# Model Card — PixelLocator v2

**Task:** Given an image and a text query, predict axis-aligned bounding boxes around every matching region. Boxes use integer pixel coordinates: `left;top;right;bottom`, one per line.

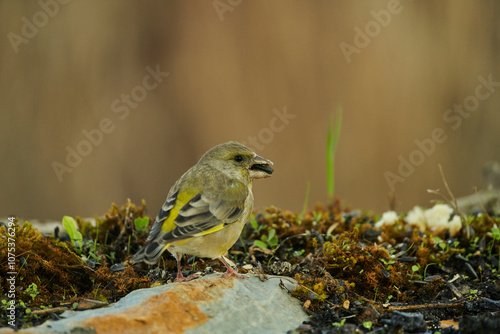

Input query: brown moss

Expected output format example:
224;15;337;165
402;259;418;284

0;201;152;317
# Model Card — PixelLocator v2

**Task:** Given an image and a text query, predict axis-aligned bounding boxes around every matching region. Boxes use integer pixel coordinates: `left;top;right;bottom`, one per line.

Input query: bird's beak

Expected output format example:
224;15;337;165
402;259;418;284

249;155;274;179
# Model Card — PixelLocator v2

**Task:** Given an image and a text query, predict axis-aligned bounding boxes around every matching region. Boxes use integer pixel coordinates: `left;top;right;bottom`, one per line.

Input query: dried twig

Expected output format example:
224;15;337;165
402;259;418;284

474;186;495;224
430;164;470;238
380;300;465;312
31;306;69;316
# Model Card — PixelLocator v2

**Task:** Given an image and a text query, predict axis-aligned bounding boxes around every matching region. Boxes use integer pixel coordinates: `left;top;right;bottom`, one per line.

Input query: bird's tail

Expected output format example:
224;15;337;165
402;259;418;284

130;241;169;265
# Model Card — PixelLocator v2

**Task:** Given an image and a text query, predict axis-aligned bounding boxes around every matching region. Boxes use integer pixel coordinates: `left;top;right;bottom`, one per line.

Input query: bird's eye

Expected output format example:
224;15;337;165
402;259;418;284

234;155;243;162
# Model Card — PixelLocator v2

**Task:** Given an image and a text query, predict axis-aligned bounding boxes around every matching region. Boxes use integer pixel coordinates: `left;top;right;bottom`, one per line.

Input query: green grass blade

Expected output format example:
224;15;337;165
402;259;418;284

327;107;343;202
301;181;311;217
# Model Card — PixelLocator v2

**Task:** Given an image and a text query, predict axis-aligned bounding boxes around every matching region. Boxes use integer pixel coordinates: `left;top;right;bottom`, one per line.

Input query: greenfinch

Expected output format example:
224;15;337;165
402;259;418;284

131;141;274;281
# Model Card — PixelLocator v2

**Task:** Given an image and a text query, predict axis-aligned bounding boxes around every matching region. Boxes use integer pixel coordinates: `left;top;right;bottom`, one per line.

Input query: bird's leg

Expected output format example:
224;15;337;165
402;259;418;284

174;253;188;282
219;255;245;279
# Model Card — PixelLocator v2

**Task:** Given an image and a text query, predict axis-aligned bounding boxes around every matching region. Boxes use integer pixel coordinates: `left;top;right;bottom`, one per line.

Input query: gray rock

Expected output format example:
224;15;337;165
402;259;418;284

10;274;308;334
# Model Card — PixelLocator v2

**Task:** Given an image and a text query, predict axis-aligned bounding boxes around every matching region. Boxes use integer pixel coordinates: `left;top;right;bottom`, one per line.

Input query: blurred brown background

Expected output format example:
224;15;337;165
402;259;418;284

1;0;500;220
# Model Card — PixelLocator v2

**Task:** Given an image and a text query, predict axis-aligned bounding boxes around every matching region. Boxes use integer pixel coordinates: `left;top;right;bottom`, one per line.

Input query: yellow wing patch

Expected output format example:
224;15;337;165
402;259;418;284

160;189;200;233
193;223;225;237
168;223;233;248
167;224;233;250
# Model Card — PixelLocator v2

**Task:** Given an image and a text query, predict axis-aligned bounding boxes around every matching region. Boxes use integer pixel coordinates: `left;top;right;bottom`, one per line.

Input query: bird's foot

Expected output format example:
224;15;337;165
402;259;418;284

174;270;190;282
174;271;203;282
174;276;188;283
218;255;246;279
223;266;246;279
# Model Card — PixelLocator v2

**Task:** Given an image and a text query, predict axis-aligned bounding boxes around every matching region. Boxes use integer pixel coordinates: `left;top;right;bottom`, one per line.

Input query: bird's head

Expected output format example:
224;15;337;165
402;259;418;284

200;141;274;182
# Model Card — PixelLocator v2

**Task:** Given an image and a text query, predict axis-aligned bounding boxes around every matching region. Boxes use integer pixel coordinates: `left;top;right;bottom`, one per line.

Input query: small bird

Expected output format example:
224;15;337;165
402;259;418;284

130;141;274;281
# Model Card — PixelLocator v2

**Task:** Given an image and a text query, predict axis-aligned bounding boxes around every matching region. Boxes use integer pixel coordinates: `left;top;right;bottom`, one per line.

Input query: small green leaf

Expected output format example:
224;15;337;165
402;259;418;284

293;249;305;257
363;321;372;330
333;318;346;327
134;217;150;232
63;216;77;238
253;240;268;249
490;227;500;240
268;235;279;248
268;229;276;240
62;216;83;249
251;220;258;230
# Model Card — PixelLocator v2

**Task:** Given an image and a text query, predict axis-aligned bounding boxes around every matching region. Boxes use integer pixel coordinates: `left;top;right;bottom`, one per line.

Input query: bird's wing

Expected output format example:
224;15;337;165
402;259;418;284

131;181;184;265
158;178;249;244
145;183;180;243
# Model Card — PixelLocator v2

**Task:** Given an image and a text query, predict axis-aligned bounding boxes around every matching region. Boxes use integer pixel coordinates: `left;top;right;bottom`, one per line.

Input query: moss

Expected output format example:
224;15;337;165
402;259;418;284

0;201;153;327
